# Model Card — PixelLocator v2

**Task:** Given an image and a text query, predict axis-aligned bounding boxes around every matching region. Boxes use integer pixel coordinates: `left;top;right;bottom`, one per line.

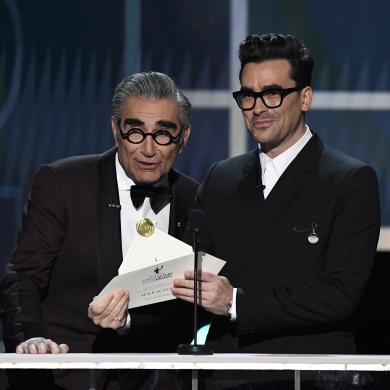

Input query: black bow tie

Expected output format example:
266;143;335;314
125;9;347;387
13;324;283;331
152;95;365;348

130;185;172;214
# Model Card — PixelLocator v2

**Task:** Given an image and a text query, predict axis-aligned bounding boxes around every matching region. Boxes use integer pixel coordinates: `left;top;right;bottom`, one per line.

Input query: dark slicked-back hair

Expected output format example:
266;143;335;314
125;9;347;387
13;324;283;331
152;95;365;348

238;33;314;87
112;71;191;129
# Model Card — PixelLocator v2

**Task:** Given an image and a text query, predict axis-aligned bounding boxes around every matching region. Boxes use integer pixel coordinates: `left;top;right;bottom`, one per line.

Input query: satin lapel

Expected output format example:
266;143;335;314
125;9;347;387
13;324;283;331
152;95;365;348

168;170;190;240
96;147;123;291
239;149;264;211
225;135;323;280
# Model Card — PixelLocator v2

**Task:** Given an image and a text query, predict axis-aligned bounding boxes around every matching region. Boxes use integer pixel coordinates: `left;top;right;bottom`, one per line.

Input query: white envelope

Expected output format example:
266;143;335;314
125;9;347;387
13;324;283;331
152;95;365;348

118;228;193;274
98;251;226;308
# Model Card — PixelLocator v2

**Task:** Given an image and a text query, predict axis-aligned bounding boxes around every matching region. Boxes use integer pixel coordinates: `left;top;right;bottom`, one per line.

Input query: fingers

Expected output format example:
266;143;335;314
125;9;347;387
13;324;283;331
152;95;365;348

110;298;129;329
172;271;207;292
16;338;69;354
88;292;116;316
173;272;227;293
182;270;218;282
46;340;69;354
117;297;129;320
88;289;129;329
16;343;29;354
171;287;194;301
173;273;233;315
58;344;70;353
16;337;46;354
88;289;128;317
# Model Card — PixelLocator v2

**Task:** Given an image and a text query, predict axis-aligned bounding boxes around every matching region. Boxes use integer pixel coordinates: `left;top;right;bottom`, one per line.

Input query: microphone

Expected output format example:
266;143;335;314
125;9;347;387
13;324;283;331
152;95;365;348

254;180;266;190
177;209;213;355
189;208;207;231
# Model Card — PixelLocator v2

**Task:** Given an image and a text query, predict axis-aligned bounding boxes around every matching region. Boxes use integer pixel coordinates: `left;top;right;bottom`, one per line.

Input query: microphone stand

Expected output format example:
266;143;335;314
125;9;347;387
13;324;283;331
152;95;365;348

177;226;213;355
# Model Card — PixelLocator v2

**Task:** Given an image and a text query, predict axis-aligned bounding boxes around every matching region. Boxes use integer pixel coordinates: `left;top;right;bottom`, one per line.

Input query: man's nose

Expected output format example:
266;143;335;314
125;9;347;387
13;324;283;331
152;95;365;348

141;135;157;156
253;96;268;115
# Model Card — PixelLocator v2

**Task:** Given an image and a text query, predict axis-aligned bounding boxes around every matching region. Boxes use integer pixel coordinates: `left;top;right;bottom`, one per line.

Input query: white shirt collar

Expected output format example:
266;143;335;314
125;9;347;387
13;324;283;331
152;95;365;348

259;125;312;178
115;153;135;190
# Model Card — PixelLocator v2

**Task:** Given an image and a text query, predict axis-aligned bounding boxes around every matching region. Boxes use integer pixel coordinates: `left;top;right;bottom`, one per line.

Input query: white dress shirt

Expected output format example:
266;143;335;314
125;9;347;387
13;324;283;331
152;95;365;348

116;154;171;261
115;154;171;330
260;126;312;198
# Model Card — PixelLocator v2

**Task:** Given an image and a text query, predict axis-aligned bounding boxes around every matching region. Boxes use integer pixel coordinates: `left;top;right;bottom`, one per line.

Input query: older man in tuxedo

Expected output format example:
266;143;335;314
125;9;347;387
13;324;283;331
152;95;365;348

1;71;197;389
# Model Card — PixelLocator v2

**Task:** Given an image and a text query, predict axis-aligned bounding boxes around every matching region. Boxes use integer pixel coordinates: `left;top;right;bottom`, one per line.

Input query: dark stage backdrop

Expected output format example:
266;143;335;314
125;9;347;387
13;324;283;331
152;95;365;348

1;0;389;351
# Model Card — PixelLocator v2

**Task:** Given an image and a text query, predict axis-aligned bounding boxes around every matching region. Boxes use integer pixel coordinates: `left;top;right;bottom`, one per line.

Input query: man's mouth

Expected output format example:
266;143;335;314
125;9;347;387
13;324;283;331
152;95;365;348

252;118;275;129
136;161;160;170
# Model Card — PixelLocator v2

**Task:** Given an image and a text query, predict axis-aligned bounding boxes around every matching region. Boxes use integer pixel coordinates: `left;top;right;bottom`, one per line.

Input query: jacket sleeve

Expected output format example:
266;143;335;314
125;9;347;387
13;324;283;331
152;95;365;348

0;165;67;351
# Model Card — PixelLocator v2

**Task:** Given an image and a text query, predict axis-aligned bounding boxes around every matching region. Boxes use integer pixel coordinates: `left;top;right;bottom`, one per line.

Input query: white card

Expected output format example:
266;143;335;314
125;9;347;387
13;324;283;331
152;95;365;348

98;251;226;308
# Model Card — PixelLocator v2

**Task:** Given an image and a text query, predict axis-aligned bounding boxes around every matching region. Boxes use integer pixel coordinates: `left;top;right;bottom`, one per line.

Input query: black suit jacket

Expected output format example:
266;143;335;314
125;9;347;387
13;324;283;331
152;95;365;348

0;147;198;388
197;134;380;354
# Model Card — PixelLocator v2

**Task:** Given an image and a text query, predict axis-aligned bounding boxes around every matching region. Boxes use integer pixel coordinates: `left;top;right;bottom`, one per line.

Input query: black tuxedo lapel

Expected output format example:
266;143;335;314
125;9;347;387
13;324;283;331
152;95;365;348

96;147;123;291
238;149;265;207
224;134;323;280
258;135;323;236
168;170;193;239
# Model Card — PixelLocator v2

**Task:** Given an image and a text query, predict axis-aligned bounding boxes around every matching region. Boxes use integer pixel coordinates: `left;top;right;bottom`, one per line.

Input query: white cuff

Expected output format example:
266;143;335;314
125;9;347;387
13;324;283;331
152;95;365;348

116;313;131;335
230;288;238;321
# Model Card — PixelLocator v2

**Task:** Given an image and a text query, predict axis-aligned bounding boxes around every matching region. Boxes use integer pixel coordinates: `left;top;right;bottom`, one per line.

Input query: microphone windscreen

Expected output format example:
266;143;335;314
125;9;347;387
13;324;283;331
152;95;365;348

189;209;206;230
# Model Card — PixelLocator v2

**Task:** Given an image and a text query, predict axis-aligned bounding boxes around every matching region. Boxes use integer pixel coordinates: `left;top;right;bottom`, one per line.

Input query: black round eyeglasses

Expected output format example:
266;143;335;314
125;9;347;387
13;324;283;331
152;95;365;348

232;87;302;110
117;122;183;146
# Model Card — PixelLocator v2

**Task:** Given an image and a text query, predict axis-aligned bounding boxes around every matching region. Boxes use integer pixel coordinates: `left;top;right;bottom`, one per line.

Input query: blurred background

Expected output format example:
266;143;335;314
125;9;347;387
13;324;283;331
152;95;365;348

1;0;390;351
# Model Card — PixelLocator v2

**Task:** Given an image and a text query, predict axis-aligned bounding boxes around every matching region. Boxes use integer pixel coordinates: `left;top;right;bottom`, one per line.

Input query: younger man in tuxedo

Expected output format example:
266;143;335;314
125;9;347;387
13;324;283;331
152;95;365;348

173;33;381;389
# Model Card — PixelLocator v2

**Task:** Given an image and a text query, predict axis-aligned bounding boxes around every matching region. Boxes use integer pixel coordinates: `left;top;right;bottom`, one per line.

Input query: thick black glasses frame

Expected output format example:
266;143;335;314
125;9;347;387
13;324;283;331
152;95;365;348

232;87;302;110
117;121;182;146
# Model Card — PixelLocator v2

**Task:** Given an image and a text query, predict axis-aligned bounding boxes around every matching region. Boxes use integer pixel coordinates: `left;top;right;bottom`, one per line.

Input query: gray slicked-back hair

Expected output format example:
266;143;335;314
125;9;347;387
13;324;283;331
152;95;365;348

112;71;191;128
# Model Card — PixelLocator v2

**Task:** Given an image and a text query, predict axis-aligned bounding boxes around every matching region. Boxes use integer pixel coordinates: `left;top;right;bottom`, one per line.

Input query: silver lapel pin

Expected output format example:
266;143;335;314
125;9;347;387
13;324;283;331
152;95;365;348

307;223;319;244
294;222;319;244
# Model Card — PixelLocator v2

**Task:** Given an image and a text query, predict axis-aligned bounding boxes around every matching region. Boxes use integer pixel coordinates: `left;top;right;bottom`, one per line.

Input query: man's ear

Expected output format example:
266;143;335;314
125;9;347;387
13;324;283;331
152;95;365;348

111;118;119;144
301;86;313;113
178;126;191;154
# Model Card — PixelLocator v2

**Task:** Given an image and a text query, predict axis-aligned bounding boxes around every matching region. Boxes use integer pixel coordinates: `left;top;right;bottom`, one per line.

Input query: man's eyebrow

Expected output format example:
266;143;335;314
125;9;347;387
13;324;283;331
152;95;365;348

240;84;283;92
156;120;177;130
262;84;283;91
123;118;144;126
240;86;255;93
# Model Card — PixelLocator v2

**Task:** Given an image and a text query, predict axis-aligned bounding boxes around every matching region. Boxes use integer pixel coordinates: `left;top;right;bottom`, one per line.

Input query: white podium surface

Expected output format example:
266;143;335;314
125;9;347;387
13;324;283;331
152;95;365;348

1;353;390;371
